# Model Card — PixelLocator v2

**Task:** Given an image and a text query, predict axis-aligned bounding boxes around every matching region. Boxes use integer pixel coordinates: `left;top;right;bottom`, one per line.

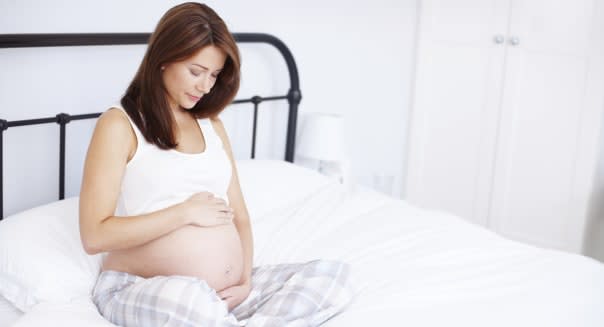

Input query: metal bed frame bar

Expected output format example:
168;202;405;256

0;33;302;219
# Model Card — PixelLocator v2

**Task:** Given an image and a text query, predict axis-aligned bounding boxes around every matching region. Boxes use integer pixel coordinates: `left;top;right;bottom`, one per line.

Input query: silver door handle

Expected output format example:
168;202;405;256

509;36;520;46
493;35;505;44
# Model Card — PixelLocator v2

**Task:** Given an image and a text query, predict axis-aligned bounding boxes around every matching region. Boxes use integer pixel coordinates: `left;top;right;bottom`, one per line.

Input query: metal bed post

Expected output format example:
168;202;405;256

250;96;261;159
56;113;71;200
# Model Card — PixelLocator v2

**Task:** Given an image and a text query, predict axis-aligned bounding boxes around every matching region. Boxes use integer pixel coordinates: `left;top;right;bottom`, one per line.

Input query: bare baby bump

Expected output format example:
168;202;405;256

103;224;244;292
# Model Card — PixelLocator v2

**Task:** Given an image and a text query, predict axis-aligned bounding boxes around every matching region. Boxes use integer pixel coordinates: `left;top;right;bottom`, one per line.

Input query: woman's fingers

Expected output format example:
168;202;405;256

222;211;234;222
216;205;233;213
209;206;233;222
213;198;226;205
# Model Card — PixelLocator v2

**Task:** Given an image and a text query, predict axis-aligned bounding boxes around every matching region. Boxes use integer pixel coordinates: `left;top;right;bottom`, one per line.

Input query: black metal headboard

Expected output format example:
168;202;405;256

0;33;302;219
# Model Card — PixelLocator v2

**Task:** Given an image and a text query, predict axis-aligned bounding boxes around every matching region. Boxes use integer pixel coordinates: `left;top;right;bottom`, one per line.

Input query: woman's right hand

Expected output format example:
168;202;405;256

181;192;234;227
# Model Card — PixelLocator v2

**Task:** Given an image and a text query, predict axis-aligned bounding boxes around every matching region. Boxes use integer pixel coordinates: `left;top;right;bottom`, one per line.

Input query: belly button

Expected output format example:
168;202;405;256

225;264;232;275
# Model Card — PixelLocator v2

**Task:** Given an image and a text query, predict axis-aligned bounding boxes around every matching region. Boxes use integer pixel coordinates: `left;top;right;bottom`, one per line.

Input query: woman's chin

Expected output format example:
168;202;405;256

180;104;195;110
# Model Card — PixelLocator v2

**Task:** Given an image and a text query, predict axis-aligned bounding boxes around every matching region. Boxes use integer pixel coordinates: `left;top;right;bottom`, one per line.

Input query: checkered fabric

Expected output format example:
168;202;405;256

92;260;354;327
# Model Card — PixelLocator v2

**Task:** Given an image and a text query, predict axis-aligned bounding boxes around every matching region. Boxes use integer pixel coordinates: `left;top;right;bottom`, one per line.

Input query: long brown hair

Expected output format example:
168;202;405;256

121;2;240;149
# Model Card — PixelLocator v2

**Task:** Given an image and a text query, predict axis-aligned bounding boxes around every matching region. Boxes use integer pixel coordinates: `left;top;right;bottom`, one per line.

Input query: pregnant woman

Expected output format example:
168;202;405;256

78;2;353;326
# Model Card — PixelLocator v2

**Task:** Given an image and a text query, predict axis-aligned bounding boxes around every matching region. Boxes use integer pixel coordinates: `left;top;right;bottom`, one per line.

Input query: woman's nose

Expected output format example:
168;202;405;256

196;76;212;94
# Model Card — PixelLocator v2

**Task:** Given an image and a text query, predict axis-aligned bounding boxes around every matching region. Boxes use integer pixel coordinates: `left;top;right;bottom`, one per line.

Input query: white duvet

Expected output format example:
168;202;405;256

9;169;604;326
254;181;604;326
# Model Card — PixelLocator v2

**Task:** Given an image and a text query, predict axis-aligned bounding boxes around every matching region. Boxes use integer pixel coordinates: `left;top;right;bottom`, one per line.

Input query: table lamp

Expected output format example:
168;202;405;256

296;113;347;182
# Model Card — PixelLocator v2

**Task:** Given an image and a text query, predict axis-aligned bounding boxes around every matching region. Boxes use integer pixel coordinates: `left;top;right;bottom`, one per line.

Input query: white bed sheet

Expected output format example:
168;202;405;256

11;181;604;326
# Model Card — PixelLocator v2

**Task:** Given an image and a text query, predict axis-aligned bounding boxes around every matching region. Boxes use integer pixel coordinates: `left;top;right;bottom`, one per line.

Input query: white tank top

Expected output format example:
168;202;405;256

110;105;232;217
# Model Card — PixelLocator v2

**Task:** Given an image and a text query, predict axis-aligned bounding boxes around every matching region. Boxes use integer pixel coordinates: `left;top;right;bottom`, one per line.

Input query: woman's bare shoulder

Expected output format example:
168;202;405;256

91;108;137;157
209;116;230;142
210;116;235;147
98;107;130;128
209;116;224;130
94;108;134;137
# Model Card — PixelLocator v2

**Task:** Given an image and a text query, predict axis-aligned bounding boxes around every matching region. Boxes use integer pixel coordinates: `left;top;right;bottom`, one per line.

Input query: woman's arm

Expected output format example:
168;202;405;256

80;109;233;255
211;117;254;284
79;109;190;255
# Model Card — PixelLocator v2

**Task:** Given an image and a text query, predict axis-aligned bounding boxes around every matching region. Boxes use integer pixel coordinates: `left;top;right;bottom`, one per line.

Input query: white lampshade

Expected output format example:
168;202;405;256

297;113;345;161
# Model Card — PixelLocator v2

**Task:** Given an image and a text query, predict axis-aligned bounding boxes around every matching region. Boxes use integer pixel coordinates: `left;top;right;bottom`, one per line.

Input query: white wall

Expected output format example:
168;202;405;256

0;0;418;216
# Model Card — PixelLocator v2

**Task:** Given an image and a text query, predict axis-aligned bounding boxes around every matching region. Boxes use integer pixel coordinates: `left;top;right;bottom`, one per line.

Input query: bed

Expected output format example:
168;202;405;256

1;33;604;327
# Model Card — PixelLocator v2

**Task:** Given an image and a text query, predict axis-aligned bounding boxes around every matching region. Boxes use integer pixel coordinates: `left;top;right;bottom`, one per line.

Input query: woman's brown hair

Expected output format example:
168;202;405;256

121;2;240;149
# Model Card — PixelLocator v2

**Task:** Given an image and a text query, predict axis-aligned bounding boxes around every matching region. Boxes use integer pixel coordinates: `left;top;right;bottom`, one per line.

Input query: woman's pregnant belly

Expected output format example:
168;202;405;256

102;224;244;292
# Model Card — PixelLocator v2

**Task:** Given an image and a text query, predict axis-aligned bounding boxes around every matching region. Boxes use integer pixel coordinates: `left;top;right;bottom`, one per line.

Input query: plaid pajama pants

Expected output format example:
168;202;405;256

92;260;354;327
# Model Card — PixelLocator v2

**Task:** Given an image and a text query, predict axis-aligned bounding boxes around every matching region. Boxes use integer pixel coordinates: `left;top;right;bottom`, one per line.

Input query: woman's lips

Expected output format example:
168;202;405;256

187;94;201;102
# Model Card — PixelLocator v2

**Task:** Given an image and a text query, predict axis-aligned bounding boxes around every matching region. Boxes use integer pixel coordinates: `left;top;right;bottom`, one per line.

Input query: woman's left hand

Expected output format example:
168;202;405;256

218;279;252;311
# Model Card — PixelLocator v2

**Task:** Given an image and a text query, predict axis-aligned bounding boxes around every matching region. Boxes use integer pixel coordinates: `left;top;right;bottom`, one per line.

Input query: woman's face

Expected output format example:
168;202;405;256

162;45;227;111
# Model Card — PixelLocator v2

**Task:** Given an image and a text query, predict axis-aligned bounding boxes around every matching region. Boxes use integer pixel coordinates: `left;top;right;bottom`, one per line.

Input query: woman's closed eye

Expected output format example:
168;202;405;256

190;69;219;80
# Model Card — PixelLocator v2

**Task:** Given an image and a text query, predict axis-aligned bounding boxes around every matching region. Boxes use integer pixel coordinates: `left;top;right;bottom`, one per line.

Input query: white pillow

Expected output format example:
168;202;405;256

236;159;335;220
0;197;102;312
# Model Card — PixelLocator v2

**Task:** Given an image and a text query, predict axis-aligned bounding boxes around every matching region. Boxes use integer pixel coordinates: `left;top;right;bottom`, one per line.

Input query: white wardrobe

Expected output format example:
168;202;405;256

405;0;604;253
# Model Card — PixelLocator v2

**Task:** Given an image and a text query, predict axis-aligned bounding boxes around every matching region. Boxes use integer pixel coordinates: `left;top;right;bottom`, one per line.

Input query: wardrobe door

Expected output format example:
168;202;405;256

489;0;604;252
406;0;510;226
